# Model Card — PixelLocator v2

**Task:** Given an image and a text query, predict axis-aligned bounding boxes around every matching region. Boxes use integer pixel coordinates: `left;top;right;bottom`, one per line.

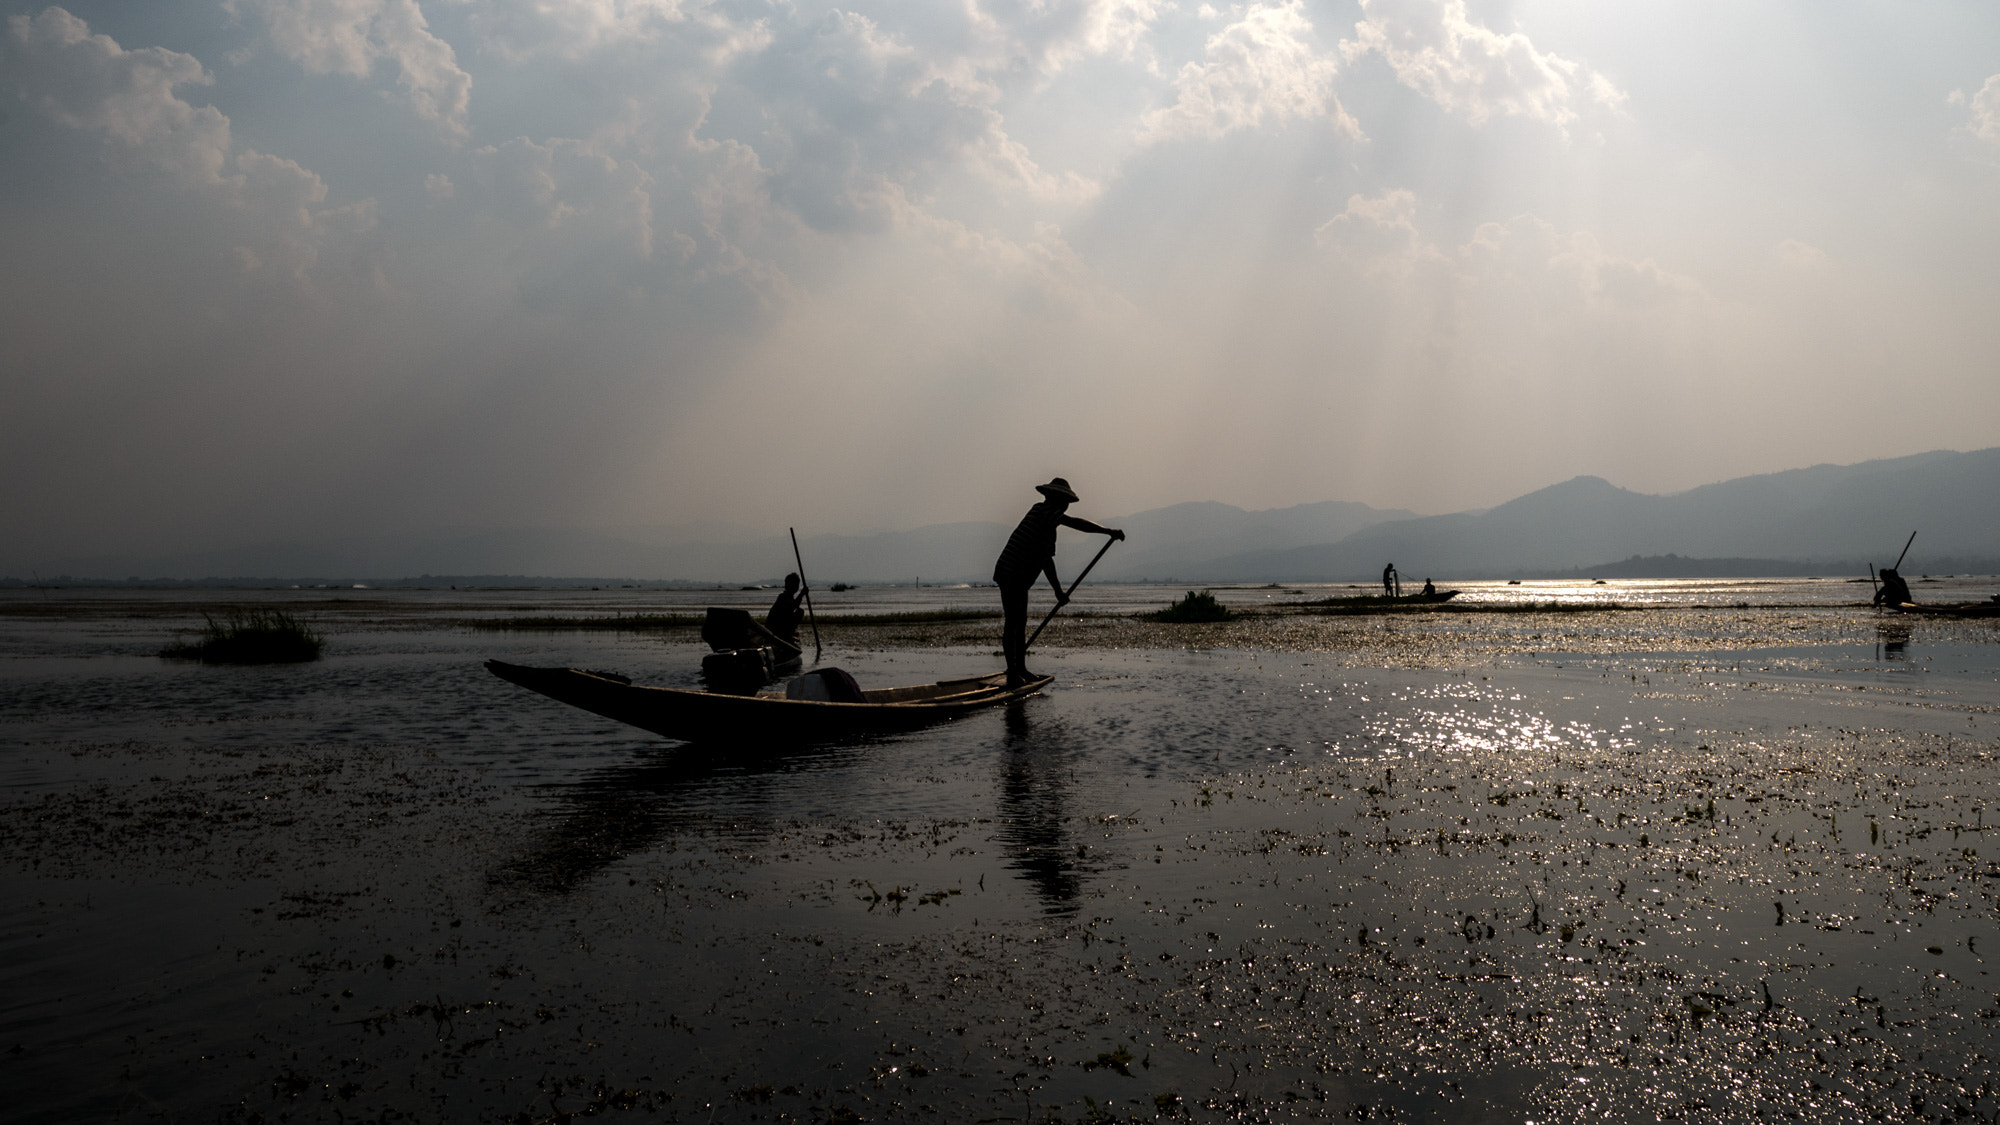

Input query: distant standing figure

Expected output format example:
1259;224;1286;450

1382;563;1399;597
766;572;808;643
993;478;1125;685
1873;568;1913;608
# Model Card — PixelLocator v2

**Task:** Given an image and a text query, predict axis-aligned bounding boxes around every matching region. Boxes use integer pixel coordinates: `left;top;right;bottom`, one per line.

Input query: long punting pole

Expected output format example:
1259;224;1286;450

790;527;822;664
1026;536;1117;651
1869;563;1879;600
1892;531;1918;573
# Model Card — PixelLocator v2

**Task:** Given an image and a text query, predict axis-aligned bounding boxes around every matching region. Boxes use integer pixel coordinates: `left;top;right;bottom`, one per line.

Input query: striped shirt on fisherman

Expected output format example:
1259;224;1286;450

993;501;1064;587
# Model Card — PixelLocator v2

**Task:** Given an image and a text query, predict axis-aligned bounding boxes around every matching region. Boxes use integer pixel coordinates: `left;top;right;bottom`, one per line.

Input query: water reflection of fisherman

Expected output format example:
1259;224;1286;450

993;478;1124;686
1872;568;1912;608
996;704;1086;912
765;573;807;643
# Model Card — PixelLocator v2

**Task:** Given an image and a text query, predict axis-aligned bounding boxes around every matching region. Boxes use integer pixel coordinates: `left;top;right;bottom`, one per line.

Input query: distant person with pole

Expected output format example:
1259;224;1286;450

1872;531;1919;608
1872;568;1912;608
1383;563;1399;597
994;478;1124;686
766;573;808;644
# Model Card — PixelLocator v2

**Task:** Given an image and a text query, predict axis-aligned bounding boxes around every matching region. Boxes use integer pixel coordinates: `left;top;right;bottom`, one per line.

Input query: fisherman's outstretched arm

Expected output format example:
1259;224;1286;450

1059;515;1126;540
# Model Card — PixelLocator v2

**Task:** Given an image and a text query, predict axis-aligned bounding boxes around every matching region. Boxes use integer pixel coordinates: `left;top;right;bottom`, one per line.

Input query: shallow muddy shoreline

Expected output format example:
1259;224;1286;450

3;596;1999;1122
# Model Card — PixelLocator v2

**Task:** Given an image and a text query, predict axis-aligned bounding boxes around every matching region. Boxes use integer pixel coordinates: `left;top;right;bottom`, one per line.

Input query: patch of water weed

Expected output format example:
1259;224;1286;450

475;608;1006;630
1154;590;1231;623
160;609;323;664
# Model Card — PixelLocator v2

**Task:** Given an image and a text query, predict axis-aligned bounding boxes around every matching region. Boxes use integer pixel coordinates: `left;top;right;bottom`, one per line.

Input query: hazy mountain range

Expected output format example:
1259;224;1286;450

14;449;1999;584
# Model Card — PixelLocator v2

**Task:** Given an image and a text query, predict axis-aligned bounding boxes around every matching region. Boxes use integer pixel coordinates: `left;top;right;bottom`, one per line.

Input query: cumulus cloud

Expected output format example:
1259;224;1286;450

1540;229;1708;311
227;0;472;134
991;0;1165;73
1453;215;1708;314
1340;0;1622;132
457;0;716;63
1141;0;1358;143
6;7;234;183
1955;74;2000;145
4;7;372;277
462;135;655;258
1314;189;1441;278
1316;189;1710;323
717;9;1099;232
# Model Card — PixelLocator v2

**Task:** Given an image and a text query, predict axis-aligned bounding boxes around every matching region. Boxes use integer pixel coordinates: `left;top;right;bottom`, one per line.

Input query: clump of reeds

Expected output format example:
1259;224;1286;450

1154;590;1232;623
160;609;324;664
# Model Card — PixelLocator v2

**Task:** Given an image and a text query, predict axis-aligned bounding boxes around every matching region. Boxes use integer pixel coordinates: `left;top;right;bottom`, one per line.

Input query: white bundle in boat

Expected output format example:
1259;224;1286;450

784;668;865;702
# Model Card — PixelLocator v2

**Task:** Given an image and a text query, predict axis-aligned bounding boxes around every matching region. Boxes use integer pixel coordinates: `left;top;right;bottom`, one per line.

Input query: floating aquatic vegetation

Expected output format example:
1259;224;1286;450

1154;590;1231;623
159;609;323;663
474;607;1009;630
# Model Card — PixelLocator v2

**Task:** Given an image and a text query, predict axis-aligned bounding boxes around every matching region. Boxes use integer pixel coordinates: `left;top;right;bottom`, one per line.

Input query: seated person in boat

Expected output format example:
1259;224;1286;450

1422;578;1435;597
994;477;1124;685
766;573;808;643
1872;568;1913;607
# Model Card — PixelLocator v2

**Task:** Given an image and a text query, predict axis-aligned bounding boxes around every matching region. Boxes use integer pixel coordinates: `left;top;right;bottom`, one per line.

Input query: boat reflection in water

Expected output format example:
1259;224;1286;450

491;689;1097;911
493;739;857;898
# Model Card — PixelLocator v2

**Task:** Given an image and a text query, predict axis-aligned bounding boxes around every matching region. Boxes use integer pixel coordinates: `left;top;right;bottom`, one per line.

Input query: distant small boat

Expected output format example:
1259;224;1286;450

1891;600;2000;619
486;661;1051;743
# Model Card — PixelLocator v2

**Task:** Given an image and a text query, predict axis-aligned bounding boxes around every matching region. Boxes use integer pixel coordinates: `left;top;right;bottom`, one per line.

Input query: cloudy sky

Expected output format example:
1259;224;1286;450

4;0;1997;564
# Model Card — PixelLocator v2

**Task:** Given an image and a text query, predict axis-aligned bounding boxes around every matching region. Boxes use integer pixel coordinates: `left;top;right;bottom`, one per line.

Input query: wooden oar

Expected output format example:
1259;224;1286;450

1026;536;1117;651
1869;563;1879;601
1892;530;1917;573
789;527;821;664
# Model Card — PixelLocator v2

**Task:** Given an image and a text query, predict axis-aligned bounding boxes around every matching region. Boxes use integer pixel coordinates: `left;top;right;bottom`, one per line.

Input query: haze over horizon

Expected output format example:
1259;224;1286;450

5;1;1999;564
13;447;1999;582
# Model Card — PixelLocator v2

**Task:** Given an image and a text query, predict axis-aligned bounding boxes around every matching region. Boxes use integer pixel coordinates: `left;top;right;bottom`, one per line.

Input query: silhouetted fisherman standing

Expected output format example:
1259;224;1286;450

994;478;1123;685
1382;563;1399;597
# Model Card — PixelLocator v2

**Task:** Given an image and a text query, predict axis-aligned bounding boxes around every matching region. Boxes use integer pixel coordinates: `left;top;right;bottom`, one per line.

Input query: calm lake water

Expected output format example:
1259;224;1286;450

3;582;2000;1122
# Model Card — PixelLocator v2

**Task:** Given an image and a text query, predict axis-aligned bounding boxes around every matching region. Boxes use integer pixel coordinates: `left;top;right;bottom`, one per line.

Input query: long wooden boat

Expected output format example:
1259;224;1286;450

1891;600;2000;619
486;660;1052;743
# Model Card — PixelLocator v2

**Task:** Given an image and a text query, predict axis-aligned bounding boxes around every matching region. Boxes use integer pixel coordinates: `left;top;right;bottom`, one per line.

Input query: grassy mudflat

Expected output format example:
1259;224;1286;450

1;591;1998;1122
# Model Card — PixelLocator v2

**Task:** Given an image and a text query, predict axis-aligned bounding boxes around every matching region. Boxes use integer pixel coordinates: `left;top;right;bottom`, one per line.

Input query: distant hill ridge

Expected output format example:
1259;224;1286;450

11;448;1998;583
1190;449;2000;581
